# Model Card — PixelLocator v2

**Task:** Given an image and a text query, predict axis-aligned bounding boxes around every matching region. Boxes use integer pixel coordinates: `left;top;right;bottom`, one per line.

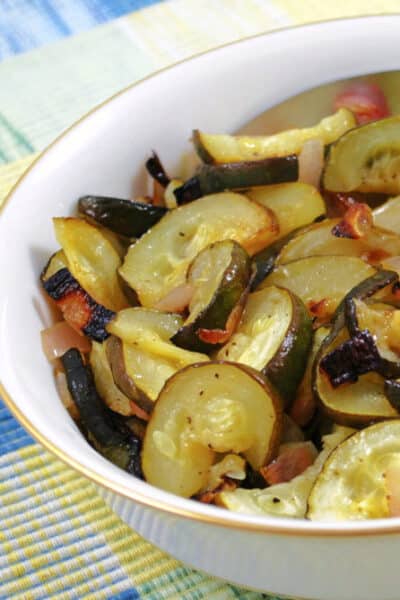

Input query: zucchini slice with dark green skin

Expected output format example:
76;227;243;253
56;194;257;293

323;116;400;194
172;241;252;352
313;270;400;426
105;309;209;413
61;348;143;477
42;267;115;342
217;285;313;407
314;334;398;427
142;361;283;498
105;335;154;415
78;195;167;238
343;298;400;380
193;109;356;164
174;156;298;204
90;340;133;417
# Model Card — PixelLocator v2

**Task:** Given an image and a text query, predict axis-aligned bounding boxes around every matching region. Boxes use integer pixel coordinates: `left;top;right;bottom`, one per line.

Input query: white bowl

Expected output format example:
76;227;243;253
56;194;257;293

2;15;400;600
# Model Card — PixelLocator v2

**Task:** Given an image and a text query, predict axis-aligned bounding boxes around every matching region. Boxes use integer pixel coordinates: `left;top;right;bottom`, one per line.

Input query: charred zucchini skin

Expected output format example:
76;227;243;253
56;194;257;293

145;152;170;187
264;291;313;407
344;297;400;380
313;270;400;425
172;242;252;352
78;195;167;238
42;268;115;342
61;348;143;477
174;156;298;204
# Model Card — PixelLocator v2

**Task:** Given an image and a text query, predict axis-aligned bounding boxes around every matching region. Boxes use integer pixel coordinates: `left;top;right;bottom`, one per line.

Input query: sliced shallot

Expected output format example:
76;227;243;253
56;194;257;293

154;283;194;313
41;320;91;361
298;138;324;188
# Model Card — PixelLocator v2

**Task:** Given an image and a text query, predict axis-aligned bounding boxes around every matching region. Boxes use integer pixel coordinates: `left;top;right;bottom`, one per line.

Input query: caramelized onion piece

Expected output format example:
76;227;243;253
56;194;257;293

331;203;373;239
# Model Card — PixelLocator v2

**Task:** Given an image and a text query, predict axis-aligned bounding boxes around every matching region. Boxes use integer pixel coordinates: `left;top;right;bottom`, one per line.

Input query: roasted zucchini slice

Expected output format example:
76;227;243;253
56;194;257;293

90;340;132;417
373;195;400;234
307;420;400;521
290;327;330;427
106;308;209;412
142;361;283;497
119;192;278;307
172;241;252;352
245;183;325;238
61;348;142;476
174;157;298;203
262;256;376;319
276;218;400;266
193;109;355;163
217;286;312;406
218;426;354;518
53;217;128;311
349;300;399;362
314;328;398;426
78;195;167;238
323;116;400;194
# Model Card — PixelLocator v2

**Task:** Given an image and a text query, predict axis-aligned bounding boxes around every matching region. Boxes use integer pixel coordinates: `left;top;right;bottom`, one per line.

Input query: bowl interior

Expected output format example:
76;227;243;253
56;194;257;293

2;14;400;534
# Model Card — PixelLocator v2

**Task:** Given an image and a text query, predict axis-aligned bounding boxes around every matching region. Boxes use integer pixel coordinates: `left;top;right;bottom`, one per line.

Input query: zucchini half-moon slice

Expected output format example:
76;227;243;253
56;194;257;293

276;219;400;266
323;116;400;194
262;256;376;319
307;420;400;521
78;195;167;238
53;217;128;311
142;361;283;498
106;308;209;412
193;108;355;164
172;240;252;352
90;341;132;417
217;285;312;407
246;182;326;239
314;329;398;427
119;192;278;308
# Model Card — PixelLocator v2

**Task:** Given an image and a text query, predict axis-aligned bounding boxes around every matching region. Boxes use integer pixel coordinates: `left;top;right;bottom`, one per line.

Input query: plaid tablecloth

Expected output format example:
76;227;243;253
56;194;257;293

1;1;399;598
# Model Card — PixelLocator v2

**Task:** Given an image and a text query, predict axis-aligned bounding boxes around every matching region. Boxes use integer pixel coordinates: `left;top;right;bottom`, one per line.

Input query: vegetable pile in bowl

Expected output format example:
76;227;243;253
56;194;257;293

41;81;400;522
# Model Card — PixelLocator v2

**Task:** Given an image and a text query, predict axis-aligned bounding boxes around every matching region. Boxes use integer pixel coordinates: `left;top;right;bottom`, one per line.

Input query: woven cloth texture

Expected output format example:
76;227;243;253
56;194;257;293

1;1;398;598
